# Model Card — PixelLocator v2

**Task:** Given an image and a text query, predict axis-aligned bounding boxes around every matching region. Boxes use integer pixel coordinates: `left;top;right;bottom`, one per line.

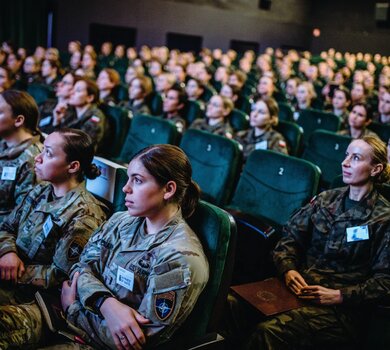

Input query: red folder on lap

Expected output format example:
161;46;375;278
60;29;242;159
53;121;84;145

231;277;305;316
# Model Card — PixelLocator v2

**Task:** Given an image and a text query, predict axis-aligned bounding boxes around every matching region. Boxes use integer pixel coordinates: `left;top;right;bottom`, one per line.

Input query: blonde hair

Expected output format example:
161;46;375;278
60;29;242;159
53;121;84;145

362;136;390;184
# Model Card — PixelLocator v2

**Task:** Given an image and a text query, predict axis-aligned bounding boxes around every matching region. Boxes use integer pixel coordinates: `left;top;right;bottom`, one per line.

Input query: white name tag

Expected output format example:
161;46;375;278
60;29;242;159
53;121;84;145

116;266;134;291
255;140;268;150
39;116;52;127
346;225;369;242
43;216;54;237
1;167;17;180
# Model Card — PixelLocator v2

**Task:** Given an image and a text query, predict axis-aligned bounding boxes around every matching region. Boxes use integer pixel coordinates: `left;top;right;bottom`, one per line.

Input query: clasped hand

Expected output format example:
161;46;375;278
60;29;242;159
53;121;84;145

0;252;25;283
284;270;343;305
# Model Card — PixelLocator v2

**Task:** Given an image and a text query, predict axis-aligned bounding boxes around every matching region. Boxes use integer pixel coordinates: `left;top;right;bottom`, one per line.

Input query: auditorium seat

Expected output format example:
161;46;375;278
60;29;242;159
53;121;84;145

183;99;205;125
368;121;390;143
274;120;303;156
116;114;180;164
27;83;55;105
229;108;250;132
277;102;294;122
180;129;242;206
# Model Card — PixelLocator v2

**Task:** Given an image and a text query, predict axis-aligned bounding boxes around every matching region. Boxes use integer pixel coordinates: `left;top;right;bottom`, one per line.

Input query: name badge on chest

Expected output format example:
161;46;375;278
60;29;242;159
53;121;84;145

39;116;52;127
255;140;268;150
346;225;369;242
1;167;17;180
43;216;54;238
116;266;134;291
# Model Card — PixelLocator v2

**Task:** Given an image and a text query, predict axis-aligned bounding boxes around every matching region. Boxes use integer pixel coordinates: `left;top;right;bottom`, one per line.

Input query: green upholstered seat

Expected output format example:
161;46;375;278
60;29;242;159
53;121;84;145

368;121;390;143
274;120;303;156
117;114;180;164
27;83;55;106
116;83;129;102
229;108;250;132
86;156;127;215
302;130;352;189
297;108;341;147
180;129;242;206
236;95;252;115
277;102;294;122
146;92;163;115
227;150;320;283
201;85;216;102
183;99;205;125
100;104;131;159
156;200;236;349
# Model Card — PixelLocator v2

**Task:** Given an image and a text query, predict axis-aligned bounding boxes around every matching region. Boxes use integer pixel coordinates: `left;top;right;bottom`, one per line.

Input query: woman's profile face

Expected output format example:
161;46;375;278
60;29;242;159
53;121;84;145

342;139;377;186
0;95;16;136
122;159;168;218
250;100;272;129
34;132;71;183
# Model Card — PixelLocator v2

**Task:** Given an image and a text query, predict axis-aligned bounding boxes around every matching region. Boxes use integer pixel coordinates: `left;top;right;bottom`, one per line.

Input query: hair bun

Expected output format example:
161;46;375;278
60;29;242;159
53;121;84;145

85;163;101;180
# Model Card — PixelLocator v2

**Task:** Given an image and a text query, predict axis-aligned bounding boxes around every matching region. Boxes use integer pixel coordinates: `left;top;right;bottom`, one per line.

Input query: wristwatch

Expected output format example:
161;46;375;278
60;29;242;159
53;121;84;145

94;294;112;318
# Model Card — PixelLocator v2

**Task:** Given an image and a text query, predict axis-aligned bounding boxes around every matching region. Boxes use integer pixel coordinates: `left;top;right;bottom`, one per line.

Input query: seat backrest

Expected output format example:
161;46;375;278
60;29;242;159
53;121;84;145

229;108;250;132
183;100;204;125
170;201;236;339
27;84;55;105
86;156;127;214
297;108;341;146
229;150;320;226
180;129;242;206
274;120;303;156
118;114;180;164
368;121;390;143
146;92;163;115
278;102;294;122
302;130;352;188
100;104;131;159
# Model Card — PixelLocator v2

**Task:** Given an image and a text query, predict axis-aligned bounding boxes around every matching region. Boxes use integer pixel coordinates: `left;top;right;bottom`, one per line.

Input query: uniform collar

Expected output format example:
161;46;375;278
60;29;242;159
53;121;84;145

35;182;87;224
326;186;377;222
0;135;41;160
120;209;183;252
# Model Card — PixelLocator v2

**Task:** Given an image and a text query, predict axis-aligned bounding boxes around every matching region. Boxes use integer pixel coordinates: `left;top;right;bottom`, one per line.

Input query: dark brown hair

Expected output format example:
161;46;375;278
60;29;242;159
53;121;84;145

132;144;200;218
55;128;100;181
1;90;39;134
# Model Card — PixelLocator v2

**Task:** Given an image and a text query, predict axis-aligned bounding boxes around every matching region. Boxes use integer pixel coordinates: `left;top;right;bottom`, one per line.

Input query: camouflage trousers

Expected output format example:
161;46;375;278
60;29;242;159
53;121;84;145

245;305;360;350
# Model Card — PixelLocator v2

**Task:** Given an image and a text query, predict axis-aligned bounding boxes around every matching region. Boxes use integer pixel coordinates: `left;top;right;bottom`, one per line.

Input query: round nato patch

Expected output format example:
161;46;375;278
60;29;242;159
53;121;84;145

154;291;176;321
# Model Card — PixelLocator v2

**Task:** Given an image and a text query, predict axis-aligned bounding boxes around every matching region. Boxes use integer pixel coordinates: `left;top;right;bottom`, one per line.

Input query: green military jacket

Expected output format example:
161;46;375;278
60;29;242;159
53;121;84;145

0;135;43;224
274;187;390;305
0;182;107;290
235;127;288;160
190;118;233;138
67;210;209;349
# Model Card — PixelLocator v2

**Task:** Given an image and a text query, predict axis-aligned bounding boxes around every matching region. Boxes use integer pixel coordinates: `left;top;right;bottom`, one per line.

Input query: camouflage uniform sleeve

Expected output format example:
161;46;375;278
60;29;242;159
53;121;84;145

340;223;390;305
14;159;36;208
19;215;103;289
81;115;105;146
0;199;26;257
137;253;209;345
269;133;289;155
71;216;120;309
273;196;319;276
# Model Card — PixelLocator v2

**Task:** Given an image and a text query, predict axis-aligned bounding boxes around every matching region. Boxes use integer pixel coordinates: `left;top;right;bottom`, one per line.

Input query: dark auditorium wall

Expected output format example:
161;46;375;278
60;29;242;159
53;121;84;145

308;0;390;55
54;0;312;52
54;0;390;54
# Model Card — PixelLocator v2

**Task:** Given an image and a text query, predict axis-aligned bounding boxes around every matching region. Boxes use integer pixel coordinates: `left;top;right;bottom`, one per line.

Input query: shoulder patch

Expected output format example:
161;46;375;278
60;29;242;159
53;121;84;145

90;115;100;123
154;291;176;321
67;236;87;261
278;140;287;148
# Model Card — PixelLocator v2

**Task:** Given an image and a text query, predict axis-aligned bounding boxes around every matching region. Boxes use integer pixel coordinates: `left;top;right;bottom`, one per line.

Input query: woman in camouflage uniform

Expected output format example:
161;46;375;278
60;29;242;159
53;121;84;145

59;144;209;350
247;136;390;349
0;128;107;348
234;97;288;161
0;90;43;223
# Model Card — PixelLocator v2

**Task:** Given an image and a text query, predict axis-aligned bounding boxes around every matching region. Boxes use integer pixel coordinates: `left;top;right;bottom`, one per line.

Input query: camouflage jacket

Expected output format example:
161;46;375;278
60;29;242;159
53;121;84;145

0;135;43;224
60;104;107;149
338;127;379;139
67;210;209;349
273;187;390;305
190;118;233;138
0;182;107;289
235;127;288;160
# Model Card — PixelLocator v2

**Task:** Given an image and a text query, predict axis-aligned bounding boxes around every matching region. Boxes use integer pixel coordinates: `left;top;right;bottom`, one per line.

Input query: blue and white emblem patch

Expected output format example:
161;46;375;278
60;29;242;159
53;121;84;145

154;291;176;321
